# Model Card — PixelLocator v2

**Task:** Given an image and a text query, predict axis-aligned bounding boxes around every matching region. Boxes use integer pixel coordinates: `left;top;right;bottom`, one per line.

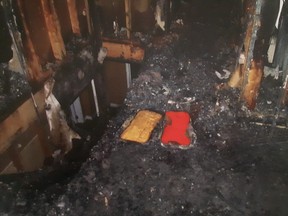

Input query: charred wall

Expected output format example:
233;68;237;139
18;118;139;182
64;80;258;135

0;0;147;174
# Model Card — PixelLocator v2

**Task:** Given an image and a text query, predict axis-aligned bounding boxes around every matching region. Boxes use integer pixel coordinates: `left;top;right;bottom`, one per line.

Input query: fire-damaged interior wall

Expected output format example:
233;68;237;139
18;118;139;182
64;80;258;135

0;0;146;174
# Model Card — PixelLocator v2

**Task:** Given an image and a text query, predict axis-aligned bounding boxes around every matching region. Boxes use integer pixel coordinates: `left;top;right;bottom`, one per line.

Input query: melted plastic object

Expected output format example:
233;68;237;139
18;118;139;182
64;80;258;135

161;111;195;148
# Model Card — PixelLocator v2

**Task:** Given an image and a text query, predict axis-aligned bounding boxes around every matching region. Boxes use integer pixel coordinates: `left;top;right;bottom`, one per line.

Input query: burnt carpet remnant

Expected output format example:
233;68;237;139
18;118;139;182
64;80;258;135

1;0;288;215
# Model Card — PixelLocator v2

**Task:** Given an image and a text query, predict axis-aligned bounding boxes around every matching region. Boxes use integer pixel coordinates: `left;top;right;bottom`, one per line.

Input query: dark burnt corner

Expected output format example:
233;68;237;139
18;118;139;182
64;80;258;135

0;0;288;215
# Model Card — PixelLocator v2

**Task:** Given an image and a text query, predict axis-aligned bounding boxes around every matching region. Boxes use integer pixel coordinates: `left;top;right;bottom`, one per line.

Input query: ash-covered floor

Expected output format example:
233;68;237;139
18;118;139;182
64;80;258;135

1;0;288;215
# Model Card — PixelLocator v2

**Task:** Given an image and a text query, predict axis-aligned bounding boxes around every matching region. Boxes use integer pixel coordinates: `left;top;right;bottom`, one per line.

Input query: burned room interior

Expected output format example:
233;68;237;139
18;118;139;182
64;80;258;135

0;0;288;215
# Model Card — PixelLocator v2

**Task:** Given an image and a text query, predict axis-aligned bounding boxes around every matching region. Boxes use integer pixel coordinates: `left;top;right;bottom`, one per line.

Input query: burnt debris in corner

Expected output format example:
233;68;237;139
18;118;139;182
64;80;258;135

0;0;288;215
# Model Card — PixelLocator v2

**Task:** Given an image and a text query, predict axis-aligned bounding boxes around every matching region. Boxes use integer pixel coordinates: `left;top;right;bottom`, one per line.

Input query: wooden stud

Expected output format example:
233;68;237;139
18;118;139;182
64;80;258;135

242;60;263;110
17;0;44;82
40;0;66;60
124;0;132;39
67;0;81;35
241;0;263;110
102;39;144;63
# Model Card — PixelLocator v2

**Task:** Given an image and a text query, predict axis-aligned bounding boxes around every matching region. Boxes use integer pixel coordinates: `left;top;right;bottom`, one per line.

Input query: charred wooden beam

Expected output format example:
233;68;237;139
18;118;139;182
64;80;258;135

40;0;66;60
16;0;45;82
242;60;263;109
102;38;145;63
0;89;46;154
67;0;81;35
242;0;280;109
241;0;262;110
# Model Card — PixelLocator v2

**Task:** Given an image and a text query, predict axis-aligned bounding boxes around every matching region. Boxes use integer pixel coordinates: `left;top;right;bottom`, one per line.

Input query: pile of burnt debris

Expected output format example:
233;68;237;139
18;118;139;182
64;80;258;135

1;0;288;215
